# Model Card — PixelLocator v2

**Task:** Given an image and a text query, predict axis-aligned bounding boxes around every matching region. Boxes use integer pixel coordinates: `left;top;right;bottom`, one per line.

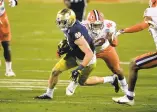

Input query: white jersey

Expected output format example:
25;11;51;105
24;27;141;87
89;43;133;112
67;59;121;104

0;0;5;16
82;20;116;53
144;7;157;49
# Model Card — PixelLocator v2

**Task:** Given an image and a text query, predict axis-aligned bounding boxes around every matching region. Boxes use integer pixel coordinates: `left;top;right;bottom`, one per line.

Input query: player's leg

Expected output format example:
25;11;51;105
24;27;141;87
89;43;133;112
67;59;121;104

0;13;15;76
112;52;157;105
1;41;15;76
66;63;96;96
86;46;121;93
85;59;117;86
127;52;157;99
86;75;119;93
79;63;96;86
102;46;127;93
35;54;77;99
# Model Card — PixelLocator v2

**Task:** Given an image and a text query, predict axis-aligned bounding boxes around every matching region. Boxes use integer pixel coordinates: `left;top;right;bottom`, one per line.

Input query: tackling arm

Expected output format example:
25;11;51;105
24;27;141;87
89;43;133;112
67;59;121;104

123;18;149;33
74;36;94;67
107;32;118;47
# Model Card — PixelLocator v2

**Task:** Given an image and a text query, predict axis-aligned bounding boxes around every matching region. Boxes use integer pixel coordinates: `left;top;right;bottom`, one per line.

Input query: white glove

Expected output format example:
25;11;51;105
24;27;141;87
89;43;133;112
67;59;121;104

9;0;18;7
146;20;157;29
115;29;124;37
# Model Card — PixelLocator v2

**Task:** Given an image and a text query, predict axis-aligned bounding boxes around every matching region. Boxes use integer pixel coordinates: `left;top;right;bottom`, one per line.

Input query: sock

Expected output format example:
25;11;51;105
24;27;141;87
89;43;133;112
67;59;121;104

119;77;127;86
103;76;114;83
127;91;134;100
5;61;12;72
118;78;128;94
46;88;54;98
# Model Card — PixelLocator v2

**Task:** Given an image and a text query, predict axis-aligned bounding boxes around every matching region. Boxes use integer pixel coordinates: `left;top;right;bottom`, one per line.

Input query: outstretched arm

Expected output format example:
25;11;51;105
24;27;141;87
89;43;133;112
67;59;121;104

123;17;150;33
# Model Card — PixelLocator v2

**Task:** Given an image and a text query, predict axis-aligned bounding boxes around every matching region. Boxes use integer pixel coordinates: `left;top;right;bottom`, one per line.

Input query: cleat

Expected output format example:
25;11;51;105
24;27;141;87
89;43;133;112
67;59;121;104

66;81;78;96
112;95;134;106
34;93;52;100
5;70;16;77
111;76;120;93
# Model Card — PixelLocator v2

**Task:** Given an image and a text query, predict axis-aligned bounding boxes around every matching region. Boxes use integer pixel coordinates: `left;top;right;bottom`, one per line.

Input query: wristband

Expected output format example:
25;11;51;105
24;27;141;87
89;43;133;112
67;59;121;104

76;65;85;71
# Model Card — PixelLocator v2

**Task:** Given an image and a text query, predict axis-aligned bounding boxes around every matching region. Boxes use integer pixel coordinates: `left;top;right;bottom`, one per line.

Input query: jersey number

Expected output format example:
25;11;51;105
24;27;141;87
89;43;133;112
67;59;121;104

94;38;106;46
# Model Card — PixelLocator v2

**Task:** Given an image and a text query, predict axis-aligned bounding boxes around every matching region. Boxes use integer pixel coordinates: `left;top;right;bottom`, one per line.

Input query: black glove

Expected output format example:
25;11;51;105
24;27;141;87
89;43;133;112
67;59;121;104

71;65;85;82
57;39;70;57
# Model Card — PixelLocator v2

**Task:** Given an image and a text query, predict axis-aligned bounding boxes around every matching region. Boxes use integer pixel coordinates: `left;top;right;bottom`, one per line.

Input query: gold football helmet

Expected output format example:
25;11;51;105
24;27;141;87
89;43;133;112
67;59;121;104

56;8;76;31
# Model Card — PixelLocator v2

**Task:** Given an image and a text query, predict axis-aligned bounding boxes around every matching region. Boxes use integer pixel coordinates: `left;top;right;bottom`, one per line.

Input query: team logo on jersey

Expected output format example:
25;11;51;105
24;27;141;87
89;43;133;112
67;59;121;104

106;23;112;28
75;32;82;39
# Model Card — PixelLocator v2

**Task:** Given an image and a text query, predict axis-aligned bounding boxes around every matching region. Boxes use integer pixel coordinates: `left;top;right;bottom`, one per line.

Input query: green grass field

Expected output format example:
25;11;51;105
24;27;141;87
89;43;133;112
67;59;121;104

0;1;157;112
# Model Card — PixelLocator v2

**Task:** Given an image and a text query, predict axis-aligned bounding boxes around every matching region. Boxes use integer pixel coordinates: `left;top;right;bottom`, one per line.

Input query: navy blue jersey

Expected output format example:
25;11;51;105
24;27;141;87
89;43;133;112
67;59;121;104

63;20;94;60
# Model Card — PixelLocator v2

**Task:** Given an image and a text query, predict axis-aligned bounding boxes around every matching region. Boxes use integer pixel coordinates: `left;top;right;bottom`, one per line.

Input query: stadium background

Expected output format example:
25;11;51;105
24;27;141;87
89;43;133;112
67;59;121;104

0;0;157;112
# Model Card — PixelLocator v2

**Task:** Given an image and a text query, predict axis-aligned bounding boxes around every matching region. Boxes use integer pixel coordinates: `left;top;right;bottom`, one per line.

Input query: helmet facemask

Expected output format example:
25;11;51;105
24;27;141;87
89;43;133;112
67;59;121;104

89;21;104;36
87;10;104;37
56;16;69;31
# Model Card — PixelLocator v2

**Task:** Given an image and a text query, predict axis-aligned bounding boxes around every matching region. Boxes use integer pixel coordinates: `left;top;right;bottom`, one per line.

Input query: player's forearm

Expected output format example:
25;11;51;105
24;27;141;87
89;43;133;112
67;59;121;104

124;22;149;33
81;50;94;67
110;38;118;47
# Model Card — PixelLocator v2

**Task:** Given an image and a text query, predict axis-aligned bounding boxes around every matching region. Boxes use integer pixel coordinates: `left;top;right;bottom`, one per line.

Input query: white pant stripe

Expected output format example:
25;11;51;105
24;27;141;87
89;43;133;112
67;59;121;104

136;54;157;66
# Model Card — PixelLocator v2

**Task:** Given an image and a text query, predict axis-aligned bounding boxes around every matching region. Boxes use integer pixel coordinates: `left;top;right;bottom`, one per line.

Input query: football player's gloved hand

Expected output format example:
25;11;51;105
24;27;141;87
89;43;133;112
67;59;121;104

9;0;18;7
71;65;84;82
146;20;157;29
116;29;124;37
57;39;70;57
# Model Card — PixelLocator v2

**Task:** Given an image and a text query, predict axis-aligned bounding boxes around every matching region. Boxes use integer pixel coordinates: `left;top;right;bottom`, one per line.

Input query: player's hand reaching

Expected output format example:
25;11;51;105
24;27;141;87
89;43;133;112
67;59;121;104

9;0;18;7
115;29;124;37
71;65;84;82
